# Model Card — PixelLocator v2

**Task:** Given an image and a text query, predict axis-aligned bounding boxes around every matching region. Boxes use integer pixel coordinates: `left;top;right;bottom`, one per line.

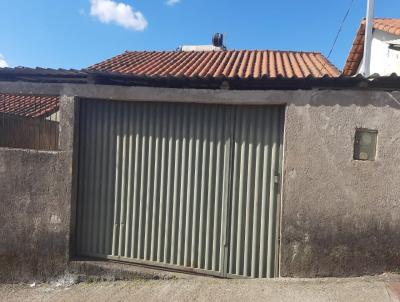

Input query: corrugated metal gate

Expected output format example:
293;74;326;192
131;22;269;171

76;99;284;278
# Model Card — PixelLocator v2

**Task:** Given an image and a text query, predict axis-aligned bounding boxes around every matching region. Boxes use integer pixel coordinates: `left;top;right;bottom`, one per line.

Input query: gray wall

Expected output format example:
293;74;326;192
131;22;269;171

0;97;76;282
280;90;400;277
0;82;399;279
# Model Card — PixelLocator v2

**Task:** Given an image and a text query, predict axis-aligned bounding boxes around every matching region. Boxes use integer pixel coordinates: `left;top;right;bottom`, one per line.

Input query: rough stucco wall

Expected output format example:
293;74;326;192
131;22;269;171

0;97;76;282
0;84;399;280
280;90;400;277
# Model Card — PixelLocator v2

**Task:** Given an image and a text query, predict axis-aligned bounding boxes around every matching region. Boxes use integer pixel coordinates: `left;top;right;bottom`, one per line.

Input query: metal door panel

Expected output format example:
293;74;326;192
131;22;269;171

76;100;232;276
76;100;284;278
227;106;284;278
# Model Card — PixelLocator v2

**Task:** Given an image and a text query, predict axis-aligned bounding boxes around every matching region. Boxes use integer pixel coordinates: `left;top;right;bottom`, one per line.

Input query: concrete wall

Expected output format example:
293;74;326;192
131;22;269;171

0;97;76;282
280;90;400;277
0;82;399;279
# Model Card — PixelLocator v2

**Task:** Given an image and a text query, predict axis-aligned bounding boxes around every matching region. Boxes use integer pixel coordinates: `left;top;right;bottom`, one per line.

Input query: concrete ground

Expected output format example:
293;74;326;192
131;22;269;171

1;274;400;302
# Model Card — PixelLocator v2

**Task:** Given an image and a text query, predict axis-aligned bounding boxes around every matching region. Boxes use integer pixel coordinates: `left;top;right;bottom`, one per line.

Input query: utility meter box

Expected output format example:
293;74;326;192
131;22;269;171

353;129;377;161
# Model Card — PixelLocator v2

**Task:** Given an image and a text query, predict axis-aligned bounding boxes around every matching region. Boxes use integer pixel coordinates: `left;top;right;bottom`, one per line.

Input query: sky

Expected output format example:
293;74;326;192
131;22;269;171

0;0;399;71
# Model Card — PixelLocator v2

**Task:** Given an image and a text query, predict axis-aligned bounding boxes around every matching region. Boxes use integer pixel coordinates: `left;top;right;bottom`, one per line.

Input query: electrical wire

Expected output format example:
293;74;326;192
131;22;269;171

320;0;356;74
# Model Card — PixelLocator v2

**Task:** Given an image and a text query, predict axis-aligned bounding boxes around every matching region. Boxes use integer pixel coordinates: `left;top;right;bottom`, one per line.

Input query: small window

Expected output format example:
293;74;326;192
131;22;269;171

353;129;377;161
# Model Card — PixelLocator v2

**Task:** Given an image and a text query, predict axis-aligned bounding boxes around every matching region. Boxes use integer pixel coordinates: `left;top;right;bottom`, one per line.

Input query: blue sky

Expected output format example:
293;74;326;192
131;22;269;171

0;0;399;71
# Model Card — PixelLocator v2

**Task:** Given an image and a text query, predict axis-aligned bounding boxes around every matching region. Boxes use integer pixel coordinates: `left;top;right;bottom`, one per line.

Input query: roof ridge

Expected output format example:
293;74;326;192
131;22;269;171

123;49;324;55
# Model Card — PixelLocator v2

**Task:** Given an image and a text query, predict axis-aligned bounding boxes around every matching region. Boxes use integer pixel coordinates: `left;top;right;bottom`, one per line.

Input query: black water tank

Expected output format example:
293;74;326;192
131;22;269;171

212;33;224;47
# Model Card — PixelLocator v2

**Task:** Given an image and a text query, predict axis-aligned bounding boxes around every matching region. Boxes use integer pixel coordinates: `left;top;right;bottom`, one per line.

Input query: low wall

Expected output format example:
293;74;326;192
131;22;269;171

280;90;400;277
0;97;76;282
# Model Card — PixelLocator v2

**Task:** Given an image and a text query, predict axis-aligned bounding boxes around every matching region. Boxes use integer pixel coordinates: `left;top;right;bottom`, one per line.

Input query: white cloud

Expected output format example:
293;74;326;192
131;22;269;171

90;0;148;31
0;54;8;68
166;0;180;6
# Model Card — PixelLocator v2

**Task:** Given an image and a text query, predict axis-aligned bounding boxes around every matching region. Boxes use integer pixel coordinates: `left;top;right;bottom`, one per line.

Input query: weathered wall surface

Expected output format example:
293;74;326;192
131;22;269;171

0;97;76;282
280;90;400;277
1;82;400;280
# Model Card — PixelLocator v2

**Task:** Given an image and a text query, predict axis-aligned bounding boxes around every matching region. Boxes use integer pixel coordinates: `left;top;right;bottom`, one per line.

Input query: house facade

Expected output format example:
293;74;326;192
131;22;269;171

1;49;400;281
344;18;400;76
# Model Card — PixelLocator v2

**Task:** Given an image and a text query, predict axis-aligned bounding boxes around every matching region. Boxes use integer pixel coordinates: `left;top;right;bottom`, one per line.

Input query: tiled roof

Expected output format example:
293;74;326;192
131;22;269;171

343;18;400;76
0;93;59;118
89;50;340;79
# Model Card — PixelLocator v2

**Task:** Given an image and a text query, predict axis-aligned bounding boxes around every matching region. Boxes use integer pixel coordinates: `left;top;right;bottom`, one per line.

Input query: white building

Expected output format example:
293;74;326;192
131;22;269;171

343;18;400;76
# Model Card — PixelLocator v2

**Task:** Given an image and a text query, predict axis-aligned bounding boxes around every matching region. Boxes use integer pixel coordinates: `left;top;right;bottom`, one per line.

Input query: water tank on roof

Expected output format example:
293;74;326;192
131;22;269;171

212;33;224;48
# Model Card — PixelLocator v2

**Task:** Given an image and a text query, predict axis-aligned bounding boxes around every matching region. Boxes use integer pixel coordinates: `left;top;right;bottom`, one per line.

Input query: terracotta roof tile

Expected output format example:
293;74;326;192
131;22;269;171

343;18;400;76
89;50;340;79
0;94;59;118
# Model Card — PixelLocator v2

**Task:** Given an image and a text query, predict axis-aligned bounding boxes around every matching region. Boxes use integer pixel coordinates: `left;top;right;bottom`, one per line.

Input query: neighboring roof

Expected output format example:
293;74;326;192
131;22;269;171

0;93;59;118
89;50;341;79
343;18;400;76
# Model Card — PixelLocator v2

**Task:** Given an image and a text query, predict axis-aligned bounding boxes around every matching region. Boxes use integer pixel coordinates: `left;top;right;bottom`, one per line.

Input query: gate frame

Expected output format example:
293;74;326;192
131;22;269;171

74;99;286;278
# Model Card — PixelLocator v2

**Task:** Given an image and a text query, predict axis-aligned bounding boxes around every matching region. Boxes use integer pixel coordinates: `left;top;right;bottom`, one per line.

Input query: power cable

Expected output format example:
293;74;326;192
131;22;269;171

320;0;356;74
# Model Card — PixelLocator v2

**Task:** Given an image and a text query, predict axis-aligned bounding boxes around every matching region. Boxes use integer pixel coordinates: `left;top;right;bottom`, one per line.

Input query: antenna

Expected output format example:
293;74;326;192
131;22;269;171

362;0;375;77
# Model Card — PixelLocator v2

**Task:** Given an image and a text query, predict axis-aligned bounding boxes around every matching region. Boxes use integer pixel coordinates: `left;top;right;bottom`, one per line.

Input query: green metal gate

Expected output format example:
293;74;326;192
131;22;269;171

76;100;284;278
